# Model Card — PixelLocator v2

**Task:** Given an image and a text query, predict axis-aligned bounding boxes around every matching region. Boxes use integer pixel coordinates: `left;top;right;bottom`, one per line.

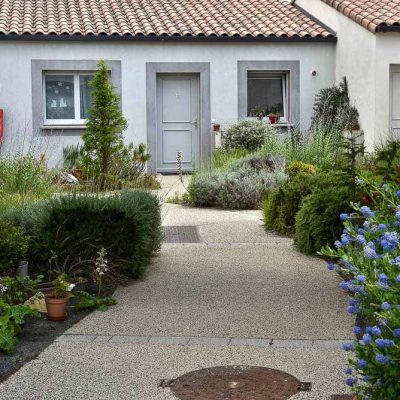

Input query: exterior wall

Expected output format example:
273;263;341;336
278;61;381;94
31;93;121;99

0;40;335;166
297;0;377;149
375;34;400;144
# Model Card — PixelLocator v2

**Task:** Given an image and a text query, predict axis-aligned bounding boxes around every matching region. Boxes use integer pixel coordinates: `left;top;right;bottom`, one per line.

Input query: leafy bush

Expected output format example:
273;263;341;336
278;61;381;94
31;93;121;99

210;148;251;171
0;276;42;305
286;161;319;179
321;184;400;399
0;221;29;276
372;140;400;183
294;185;353;254
74;291;117;311
3;191;162;278
223;120;270;151
263;172;342;235
189;154;286;209
0;299;39;353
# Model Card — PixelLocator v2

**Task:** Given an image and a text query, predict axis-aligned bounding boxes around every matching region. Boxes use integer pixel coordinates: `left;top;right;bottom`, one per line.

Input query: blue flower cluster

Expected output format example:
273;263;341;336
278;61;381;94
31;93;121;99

321;186;400;398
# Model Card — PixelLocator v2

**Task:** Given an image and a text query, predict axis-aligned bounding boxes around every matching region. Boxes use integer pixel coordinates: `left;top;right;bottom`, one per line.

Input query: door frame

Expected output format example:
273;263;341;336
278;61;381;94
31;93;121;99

390;64;400;135
146;62;211;173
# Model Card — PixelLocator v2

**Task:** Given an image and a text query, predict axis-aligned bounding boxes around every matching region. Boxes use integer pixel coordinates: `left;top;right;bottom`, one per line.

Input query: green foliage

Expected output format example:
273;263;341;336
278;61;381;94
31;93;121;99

82;60;128;176
261;128;343;171
294;186;353;254
0;220;29;276
311;77;359;133
223;119;271;151
0;276;42;305
0;299;39;353
373;140;400;183
74;291;117;311
286;161;319;179
3;191;162;278
189;154;286;209
320;183;400;399
63;144;85;170
263;172;341;235
49;273;75;298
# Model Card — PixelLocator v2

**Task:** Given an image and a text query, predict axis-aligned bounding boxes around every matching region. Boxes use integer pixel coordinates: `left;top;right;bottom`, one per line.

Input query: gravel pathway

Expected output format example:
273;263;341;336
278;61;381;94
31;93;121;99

0;179;354;399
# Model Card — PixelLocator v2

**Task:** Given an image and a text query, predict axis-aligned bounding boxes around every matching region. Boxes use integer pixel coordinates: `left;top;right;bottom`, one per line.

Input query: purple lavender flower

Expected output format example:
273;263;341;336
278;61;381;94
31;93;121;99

345;367;353;375
345;377;356;387
356;275;367;283
362;333;372;345
327;263;336;271
364;245;378;259
357;359;368;369
343;342;354;351
397;190;400;198
375;339;394;348
396;274;400;283
381;302;391;311
353;326;362;335
335;240;342;249
340;213;349;221
341;234;351;246
360;206;375;218
378;273;388;283
357;235;366;245
347;305;358;314
378;223;387;231
393;328;400;337
370;326;381;336
375;354;390;364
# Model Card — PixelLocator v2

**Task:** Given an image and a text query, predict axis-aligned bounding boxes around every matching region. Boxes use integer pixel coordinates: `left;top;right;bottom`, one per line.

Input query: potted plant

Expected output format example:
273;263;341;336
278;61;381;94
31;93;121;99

267;107;280;124
45;273;75;321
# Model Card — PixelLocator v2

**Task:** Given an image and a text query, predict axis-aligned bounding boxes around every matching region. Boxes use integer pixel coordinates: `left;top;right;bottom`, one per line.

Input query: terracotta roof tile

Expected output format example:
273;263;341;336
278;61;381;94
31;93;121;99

0;0;334;39
321;0;400;32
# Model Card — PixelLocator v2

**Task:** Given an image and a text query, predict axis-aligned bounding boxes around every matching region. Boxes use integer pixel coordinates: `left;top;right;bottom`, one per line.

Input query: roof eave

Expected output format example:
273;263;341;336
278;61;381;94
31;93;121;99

376;25;400;33
0;33;337;43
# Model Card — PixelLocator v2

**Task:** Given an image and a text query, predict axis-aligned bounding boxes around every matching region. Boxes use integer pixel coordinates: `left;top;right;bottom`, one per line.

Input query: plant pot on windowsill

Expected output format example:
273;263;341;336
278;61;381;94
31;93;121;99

268;114;280;124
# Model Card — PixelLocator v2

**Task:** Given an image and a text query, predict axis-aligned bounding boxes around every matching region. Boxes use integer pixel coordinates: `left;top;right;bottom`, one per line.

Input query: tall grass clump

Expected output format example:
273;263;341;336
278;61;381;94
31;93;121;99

0;152;58;213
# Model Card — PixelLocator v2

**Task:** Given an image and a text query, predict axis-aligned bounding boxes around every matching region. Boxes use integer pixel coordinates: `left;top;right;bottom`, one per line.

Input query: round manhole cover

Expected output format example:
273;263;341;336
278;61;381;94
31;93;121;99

169;365;301;400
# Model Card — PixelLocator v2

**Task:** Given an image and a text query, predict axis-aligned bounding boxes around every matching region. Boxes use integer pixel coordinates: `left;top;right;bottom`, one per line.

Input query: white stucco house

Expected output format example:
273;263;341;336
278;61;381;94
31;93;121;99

0;0;399;172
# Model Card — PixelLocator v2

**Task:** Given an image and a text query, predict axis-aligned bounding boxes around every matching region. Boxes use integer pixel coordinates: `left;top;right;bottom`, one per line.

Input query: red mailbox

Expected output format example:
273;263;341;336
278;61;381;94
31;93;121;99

0;109;3;144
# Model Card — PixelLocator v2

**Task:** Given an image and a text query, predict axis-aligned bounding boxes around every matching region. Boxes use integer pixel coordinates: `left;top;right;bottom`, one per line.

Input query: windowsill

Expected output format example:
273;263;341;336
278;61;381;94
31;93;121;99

268;123;295;127
41;125;87;130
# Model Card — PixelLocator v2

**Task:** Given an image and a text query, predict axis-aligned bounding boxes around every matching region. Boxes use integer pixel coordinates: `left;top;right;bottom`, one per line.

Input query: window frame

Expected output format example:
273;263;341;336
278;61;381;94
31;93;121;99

246;70;290;123
237;60;300;127
43;71;94;126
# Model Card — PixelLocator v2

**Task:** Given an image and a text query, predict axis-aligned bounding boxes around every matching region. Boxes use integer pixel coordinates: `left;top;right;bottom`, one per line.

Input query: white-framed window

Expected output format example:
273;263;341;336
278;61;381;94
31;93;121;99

43;72;94;126
247;71;289;122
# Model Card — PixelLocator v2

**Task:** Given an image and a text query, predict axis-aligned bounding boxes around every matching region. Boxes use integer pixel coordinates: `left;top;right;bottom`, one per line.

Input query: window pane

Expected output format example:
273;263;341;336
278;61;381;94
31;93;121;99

79;75;94;119
247;77;284;117
45;75;75;120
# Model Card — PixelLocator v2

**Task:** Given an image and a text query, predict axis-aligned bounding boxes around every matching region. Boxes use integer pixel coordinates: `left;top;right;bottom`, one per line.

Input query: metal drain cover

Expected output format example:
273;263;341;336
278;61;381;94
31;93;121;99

163;226;200;243
167;365;302;399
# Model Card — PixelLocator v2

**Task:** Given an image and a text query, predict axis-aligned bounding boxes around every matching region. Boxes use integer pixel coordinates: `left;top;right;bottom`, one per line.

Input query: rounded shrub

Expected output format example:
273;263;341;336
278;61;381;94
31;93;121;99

263;172;343;235
223;120;269;151
294;185;353;254
286;161;319;179
2;191;161;278
0;220;29;276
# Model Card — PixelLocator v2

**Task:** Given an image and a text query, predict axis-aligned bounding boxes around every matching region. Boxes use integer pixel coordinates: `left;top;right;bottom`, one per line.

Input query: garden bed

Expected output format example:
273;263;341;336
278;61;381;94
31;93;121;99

0;285;116;383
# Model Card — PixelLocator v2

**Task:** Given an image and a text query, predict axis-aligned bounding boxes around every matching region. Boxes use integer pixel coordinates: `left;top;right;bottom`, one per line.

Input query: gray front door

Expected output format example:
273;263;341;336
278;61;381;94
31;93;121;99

156;74;200;172
391;66;400;136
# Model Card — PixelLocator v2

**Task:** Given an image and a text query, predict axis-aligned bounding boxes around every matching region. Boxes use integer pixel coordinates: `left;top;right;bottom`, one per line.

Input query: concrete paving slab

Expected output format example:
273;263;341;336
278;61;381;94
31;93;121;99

0;341;351;400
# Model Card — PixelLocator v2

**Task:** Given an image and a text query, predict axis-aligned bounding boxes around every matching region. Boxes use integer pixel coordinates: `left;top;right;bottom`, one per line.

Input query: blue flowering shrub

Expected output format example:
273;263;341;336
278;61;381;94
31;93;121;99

321;182;400;399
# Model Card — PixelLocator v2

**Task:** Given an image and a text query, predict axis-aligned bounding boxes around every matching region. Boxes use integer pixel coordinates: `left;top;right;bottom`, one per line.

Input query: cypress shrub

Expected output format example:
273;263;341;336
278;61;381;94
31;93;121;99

2;191;161;278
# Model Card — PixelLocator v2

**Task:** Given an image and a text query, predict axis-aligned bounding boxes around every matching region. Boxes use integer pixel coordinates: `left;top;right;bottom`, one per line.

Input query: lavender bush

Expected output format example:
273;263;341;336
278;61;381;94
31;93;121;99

321;181;400;399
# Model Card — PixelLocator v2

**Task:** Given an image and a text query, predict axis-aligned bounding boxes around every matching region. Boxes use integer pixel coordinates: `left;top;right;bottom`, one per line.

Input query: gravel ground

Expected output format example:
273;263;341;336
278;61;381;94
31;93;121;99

0;191;354;399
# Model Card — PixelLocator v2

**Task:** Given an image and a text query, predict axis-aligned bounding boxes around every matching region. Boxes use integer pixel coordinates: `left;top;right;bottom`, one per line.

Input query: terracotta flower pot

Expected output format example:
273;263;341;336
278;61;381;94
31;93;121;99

45;295;69;321
268;115;280;124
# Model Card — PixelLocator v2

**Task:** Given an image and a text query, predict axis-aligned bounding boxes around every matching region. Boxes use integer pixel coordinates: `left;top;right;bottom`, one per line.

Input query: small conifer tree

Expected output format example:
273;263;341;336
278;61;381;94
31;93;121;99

83;60;127;176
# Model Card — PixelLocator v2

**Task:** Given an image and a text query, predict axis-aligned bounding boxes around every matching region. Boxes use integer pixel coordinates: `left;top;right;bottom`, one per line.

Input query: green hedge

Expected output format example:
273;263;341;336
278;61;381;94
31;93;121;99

2;191;161;278
294;186;353;254
263;172;342;235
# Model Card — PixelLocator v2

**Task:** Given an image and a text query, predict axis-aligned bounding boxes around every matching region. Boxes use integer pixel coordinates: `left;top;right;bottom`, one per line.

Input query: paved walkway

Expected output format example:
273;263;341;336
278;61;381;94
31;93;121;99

0;178;354;399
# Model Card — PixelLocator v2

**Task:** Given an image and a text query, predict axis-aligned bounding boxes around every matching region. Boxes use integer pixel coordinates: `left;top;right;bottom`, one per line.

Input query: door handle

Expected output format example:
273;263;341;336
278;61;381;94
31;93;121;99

192;118;198;129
